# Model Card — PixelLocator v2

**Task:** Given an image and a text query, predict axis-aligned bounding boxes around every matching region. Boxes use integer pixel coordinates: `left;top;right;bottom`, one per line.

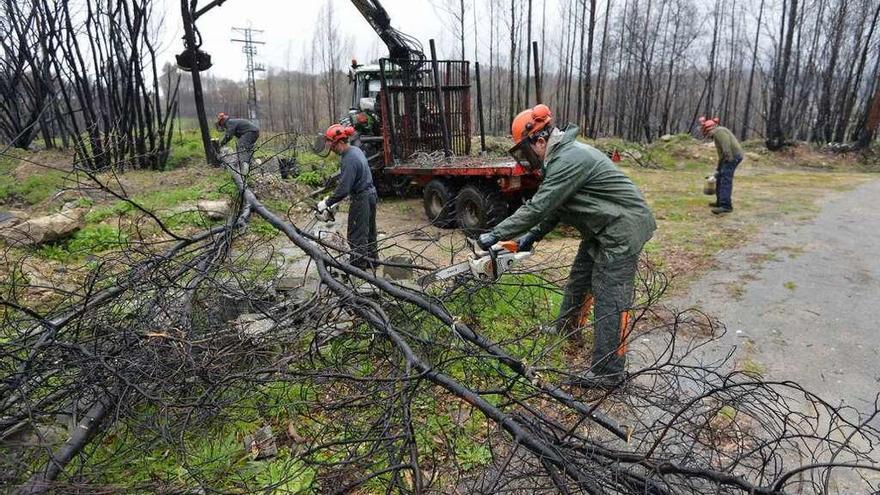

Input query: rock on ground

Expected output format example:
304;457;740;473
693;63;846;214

0;209;83;246
196;200;231;220
234;313;275;339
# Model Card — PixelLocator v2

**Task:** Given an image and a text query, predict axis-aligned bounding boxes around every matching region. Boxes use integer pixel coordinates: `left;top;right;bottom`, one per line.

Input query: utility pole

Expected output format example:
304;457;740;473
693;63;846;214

179;0;227;165
231;26;265;124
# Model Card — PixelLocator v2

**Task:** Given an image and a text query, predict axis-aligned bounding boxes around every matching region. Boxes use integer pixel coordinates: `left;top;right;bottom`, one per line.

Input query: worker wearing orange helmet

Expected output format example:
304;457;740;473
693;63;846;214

477;104;656;388
216;112;260;171
317;123;378;270
699;117;743;214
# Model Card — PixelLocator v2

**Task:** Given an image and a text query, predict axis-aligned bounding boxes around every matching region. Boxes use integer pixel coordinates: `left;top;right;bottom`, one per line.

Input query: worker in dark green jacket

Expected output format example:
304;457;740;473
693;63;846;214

700;117;743;214
477;104;656;388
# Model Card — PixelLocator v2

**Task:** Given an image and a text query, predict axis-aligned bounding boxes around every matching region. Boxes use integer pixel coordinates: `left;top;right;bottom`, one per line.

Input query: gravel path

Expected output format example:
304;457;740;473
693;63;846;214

673;179;880;414
663;179;880;490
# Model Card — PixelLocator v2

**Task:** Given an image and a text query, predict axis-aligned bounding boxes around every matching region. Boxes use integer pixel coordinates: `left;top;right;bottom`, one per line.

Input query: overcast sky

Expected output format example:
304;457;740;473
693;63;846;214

159;0;453;80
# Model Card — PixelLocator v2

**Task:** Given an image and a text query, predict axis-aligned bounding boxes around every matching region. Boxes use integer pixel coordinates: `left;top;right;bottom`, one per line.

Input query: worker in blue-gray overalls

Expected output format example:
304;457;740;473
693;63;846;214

217;112;259;173
316;124;378;270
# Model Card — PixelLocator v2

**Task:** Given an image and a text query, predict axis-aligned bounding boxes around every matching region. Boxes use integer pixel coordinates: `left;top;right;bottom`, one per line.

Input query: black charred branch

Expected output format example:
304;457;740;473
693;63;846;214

1;151;878;493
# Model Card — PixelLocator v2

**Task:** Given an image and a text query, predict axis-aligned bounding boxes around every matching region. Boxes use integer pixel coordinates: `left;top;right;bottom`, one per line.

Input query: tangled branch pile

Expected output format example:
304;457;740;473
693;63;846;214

1;152;878;494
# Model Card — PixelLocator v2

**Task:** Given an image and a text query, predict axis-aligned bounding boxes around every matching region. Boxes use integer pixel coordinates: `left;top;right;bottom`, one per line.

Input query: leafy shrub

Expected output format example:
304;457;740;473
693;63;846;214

295;170;324;187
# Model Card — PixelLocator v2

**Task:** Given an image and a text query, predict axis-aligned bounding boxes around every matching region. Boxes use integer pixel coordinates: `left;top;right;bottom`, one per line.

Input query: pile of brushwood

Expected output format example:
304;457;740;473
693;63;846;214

2;149;878;494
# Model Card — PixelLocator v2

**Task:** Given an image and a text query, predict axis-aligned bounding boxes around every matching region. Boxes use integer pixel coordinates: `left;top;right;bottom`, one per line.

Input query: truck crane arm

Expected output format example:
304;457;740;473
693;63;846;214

349;0;424;62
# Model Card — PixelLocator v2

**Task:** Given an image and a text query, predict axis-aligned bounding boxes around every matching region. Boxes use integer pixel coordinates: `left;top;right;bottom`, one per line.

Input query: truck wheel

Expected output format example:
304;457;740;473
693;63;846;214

423;179;457;228
455;184;508;236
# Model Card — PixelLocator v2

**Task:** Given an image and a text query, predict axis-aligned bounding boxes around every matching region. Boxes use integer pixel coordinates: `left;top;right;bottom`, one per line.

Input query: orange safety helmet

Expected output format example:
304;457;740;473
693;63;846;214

699;116;720;134
216;112;229;127
511;104;553;144
324;123;355;144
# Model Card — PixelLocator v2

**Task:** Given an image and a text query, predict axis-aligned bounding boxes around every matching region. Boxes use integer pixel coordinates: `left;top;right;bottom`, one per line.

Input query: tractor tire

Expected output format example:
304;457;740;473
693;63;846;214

455;184;509;237
423;179;458;228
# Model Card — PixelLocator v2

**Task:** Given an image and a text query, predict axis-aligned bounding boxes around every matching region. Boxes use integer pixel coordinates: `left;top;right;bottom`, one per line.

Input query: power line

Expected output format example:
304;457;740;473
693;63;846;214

231;26;266;122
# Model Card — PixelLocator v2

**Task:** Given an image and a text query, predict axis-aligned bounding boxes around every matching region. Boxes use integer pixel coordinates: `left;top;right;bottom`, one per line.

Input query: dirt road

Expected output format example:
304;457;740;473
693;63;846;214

673;178;880;420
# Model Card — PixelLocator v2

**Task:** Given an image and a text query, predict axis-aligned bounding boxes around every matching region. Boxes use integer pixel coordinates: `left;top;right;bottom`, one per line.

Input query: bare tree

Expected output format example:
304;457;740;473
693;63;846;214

316;0;343;125
766;0;799;150
430;0;467;60
741;0;765;140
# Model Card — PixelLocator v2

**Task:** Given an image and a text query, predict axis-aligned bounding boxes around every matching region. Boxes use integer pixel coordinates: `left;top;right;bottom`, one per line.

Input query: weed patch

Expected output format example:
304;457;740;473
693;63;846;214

165;130;206;169
37;225;128;261
0;170;67;206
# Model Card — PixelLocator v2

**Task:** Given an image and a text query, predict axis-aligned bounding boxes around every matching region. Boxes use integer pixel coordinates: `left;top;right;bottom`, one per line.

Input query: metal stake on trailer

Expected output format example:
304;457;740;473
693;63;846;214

532;41;542;104
475;62;487;154
378;61;400;164
429;40;453;158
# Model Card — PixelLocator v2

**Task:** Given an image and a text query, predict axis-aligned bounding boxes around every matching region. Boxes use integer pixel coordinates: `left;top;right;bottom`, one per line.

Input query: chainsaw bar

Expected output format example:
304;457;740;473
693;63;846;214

416;260;473;287
417;244;532;287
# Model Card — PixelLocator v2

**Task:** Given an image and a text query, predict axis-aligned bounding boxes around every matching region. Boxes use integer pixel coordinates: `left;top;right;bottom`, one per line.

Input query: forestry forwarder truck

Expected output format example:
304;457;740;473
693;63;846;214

339;0;541;235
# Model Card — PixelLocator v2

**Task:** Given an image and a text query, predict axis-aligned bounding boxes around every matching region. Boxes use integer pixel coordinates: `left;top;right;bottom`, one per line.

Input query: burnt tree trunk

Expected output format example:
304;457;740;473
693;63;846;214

833;0;880;142
813;0;846;143
590;0;611;138
180;0;215;165
740;0;764;140
766;0;798;150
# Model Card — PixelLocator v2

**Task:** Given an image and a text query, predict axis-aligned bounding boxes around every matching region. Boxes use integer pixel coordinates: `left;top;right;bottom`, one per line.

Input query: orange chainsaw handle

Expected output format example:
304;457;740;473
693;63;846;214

498;240;519;253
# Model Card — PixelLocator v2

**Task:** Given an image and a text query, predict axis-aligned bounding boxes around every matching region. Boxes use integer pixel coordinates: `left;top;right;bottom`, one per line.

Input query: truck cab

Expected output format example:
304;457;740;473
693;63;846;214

344;61;395;170
349;62;383;108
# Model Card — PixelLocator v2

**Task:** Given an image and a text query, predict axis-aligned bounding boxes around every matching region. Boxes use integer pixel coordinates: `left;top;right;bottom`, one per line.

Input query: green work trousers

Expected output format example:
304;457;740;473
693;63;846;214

556;242;639;375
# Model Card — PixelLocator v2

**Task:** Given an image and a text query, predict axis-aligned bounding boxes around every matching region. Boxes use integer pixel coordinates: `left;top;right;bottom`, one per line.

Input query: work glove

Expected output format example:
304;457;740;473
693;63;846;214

315;198;336;222
477;231;498;251
516;232;539;252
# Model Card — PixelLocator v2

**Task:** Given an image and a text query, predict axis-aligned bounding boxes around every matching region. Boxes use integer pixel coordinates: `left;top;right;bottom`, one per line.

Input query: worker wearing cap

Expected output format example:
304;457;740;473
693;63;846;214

700;116;743;214
477;104;656;388
217;113;260;171
317;124;378;270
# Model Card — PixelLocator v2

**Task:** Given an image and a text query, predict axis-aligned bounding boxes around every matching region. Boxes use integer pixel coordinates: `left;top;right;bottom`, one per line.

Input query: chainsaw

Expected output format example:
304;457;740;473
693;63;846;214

313;201;338;223
417;239;532;287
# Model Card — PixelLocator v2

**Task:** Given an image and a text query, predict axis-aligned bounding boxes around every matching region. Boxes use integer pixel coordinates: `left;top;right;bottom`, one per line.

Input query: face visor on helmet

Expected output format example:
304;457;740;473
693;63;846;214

508;139;541;169
508;128;550;170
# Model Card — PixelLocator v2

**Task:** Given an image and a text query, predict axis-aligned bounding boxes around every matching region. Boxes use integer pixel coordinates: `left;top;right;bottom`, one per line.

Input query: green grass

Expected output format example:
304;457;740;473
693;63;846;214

83;421;315;493
0;169;67;205
85;185;224;225
249;217;279;237
166;130;207;169
37;225;128;262
621;163;870;290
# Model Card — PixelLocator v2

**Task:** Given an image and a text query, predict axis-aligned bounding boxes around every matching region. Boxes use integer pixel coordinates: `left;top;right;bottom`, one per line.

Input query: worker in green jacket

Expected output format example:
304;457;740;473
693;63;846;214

477;104;656;388
700;117;743;214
